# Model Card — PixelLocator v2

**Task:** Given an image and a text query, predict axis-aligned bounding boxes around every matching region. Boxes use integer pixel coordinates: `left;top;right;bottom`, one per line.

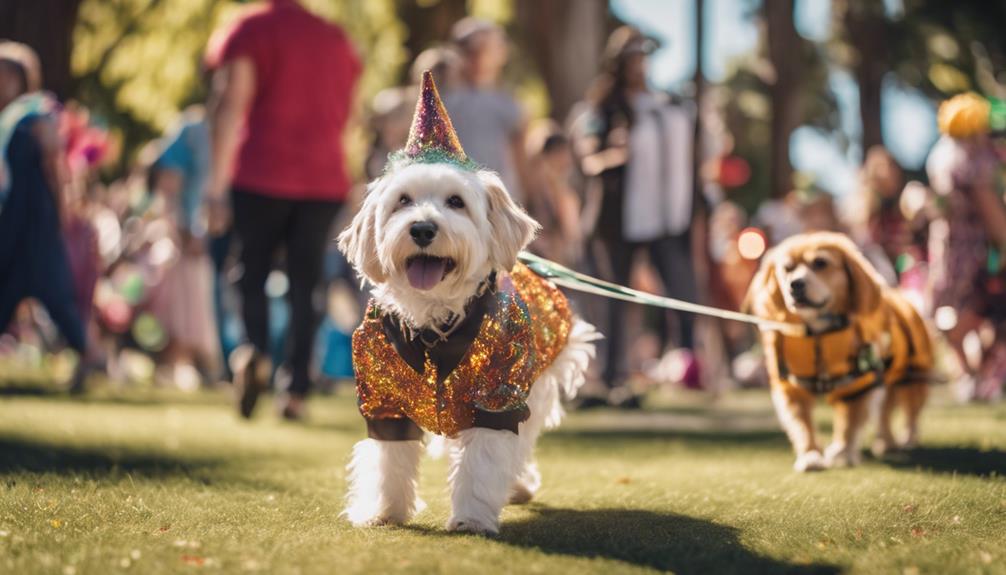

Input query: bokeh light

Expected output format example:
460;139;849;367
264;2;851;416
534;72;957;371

737;227;767;260
934;306;958;331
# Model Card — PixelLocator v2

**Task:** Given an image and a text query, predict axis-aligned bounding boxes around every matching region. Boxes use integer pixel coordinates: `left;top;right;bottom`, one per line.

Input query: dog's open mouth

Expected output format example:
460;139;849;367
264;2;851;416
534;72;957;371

405;255;457;290
793;295;830;310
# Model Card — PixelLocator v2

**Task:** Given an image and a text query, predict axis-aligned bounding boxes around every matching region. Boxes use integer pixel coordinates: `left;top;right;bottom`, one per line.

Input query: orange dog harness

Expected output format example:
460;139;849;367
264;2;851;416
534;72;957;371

777;316;885;401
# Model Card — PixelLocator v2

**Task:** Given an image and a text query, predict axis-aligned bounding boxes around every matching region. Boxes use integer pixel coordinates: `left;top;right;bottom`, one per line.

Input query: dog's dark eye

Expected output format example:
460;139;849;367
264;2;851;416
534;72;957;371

398;194;413;207
446;195;465;209
811;257;829;270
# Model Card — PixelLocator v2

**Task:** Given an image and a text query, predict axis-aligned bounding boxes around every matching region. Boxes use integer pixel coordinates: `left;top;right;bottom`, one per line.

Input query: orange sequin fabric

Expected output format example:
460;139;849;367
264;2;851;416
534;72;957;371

352;263;573;436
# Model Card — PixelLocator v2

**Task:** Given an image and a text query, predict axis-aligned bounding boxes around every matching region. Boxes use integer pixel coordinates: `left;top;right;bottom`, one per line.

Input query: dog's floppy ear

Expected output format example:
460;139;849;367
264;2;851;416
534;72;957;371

743;248;786;320
478;170;540;271
834;235;885;317
337;179;388;285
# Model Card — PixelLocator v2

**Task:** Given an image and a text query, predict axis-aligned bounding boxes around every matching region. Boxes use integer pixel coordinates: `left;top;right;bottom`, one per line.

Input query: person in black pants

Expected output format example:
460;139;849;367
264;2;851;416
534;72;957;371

229;189;341;414
0;44;89;391
203;0;360;419
571;27;704;405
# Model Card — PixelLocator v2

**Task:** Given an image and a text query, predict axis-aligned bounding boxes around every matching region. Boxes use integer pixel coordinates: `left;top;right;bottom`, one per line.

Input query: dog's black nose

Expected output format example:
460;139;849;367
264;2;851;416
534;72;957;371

790;278;806;293
410;221;438;247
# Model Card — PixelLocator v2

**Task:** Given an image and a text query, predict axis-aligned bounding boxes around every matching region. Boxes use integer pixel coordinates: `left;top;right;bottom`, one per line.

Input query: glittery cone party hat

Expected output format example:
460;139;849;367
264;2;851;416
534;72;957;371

391;70;478;171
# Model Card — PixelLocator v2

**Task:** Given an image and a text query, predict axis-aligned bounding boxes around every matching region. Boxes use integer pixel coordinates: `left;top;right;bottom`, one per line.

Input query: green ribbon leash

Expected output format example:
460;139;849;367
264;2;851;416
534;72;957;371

518;251;804;337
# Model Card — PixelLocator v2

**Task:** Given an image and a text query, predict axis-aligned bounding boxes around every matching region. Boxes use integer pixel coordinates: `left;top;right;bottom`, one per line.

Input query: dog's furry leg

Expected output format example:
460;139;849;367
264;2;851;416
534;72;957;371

343;438;424;527
772;387;825;472
900;383;928;448
509;318;599;504
872;387;899;457
511;384;550;505
447;428;521;535
825;393;870;467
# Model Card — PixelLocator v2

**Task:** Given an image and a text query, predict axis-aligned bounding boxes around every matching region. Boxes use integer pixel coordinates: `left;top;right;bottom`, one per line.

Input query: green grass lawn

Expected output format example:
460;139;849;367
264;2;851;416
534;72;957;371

0;384;1004;575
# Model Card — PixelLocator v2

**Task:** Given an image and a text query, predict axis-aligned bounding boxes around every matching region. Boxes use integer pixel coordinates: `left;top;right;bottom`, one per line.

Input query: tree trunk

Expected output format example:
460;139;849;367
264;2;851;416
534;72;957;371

515;0;609;123
842;0;888;154
0;0;83;100
765;0;801;198
395;0;468;84
693;0;706;191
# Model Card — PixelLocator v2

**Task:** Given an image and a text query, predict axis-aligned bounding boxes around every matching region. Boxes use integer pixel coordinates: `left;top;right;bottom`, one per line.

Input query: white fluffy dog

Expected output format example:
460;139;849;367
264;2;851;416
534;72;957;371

337;160;598;535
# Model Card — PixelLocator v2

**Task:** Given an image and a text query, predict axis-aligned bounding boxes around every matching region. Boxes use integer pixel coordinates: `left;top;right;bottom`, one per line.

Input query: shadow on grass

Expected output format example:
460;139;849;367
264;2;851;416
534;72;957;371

0;436;275;489
300;420;363;434
550;428;789;447
411;505;839;574
0;385;231;408
641;404;777;419
880;446;1006;477
0;383;63;397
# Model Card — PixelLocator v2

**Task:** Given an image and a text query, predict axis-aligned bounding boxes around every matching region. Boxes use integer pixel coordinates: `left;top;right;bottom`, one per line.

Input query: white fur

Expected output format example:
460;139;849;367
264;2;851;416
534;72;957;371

512;318;599;502
339;164;539;329
793;450;826;472
338;162;599;533
771;388;825;472
342;439;425;526
426;319;599;512
446;428;521;534
823;440;861;468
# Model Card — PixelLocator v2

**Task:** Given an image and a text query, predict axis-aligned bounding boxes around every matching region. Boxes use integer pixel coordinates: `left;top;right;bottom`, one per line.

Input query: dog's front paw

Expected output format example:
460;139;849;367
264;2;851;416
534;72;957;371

871;438;898;458
343;505;404;528
447;516;499;536
824;442;861;468
508;484;534;505
348;515;398;528
794;450;826;472
343;499;423;528
901;434;919;450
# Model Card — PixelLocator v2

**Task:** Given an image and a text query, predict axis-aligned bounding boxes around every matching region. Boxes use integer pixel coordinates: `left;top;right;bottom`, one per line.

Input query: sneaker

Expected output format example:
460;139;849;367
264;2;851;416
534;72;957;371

231;345;271;419
278;393;307;421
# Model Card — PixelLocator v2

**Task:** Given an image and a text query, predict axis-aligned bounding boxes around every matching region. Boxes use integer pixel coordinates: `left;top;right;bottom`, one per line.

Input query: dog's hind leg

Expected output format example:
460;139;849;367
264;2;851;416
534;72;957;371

824;393;870;467
447;427;521;535
900;383;928;449
872;387;899;457
510;318;600;504
510;381;553;504
343;439;424;527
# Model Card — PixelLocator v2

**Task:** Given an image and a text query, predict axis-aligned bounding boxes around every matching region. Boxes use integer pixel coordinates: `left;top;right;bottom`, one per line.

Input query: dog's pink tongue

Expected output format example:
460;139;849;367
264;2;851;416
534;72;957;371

406;257;447;290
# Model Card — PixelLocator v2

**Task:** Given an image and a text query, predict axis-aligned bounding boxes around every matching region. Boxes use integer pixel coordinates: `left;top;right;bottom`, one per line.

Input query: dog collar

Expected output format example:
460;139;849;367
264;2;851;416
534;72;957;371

397;272;497;349
803;314;850;337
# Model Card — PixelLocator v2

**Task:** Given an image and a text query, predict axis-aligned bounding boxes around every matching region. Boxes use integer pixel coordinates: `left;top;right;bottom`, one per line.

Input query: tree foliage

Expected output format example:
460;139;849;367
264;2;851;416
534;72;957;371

717;0;839;211
889;0;1006;100
72;0;408;176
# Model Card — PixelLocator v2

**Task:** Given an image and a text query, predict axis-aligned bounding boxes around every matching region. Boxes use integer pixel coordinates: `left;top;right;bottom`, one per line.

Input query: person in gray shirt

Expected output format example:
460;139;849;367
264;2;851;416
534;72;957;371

443;18;527;202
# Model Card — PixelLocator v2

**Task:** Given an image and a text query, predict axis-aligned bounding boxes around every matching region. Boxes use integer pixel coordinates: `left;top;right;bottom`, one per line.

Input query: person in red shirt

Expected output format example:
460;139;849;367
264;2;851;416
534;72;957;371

203;0;361;420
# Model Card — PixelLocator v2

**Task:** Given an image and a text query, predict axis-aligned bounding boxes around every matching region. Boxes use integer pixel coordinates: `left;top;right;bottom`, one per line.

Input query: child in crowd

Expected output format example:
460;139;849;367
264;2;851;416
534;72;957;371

148;107;221;386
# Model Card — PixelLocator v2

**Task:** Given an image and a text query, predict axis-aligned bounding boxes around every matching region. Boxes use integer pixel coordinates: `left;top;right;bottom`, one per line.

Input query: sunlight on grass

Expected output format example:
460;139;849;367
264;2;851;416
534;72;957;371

0;387;1003;574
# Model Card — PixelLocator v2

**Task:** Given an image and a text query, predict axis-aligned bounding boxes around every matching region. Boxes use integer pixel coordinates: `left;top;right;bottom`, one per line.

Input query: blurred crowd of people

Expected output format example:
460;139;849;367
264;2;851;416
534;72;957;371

2;0;1006;418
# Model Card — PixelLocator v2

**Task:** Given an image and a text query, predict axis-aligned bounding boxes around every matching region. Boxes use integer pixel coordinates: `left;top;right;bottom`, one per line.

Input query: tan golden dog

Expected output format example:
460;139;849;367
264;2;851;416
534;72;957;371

744;232;933;472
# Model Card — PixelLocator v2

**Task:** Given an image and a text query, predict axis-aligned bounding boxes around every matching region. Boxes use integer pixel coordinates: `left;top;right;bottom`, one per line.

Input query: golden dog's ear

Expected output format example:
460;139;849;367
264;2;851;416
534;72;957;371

835;236;885;317
478;170;540;271
337;178;387;285
743;249;786;320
